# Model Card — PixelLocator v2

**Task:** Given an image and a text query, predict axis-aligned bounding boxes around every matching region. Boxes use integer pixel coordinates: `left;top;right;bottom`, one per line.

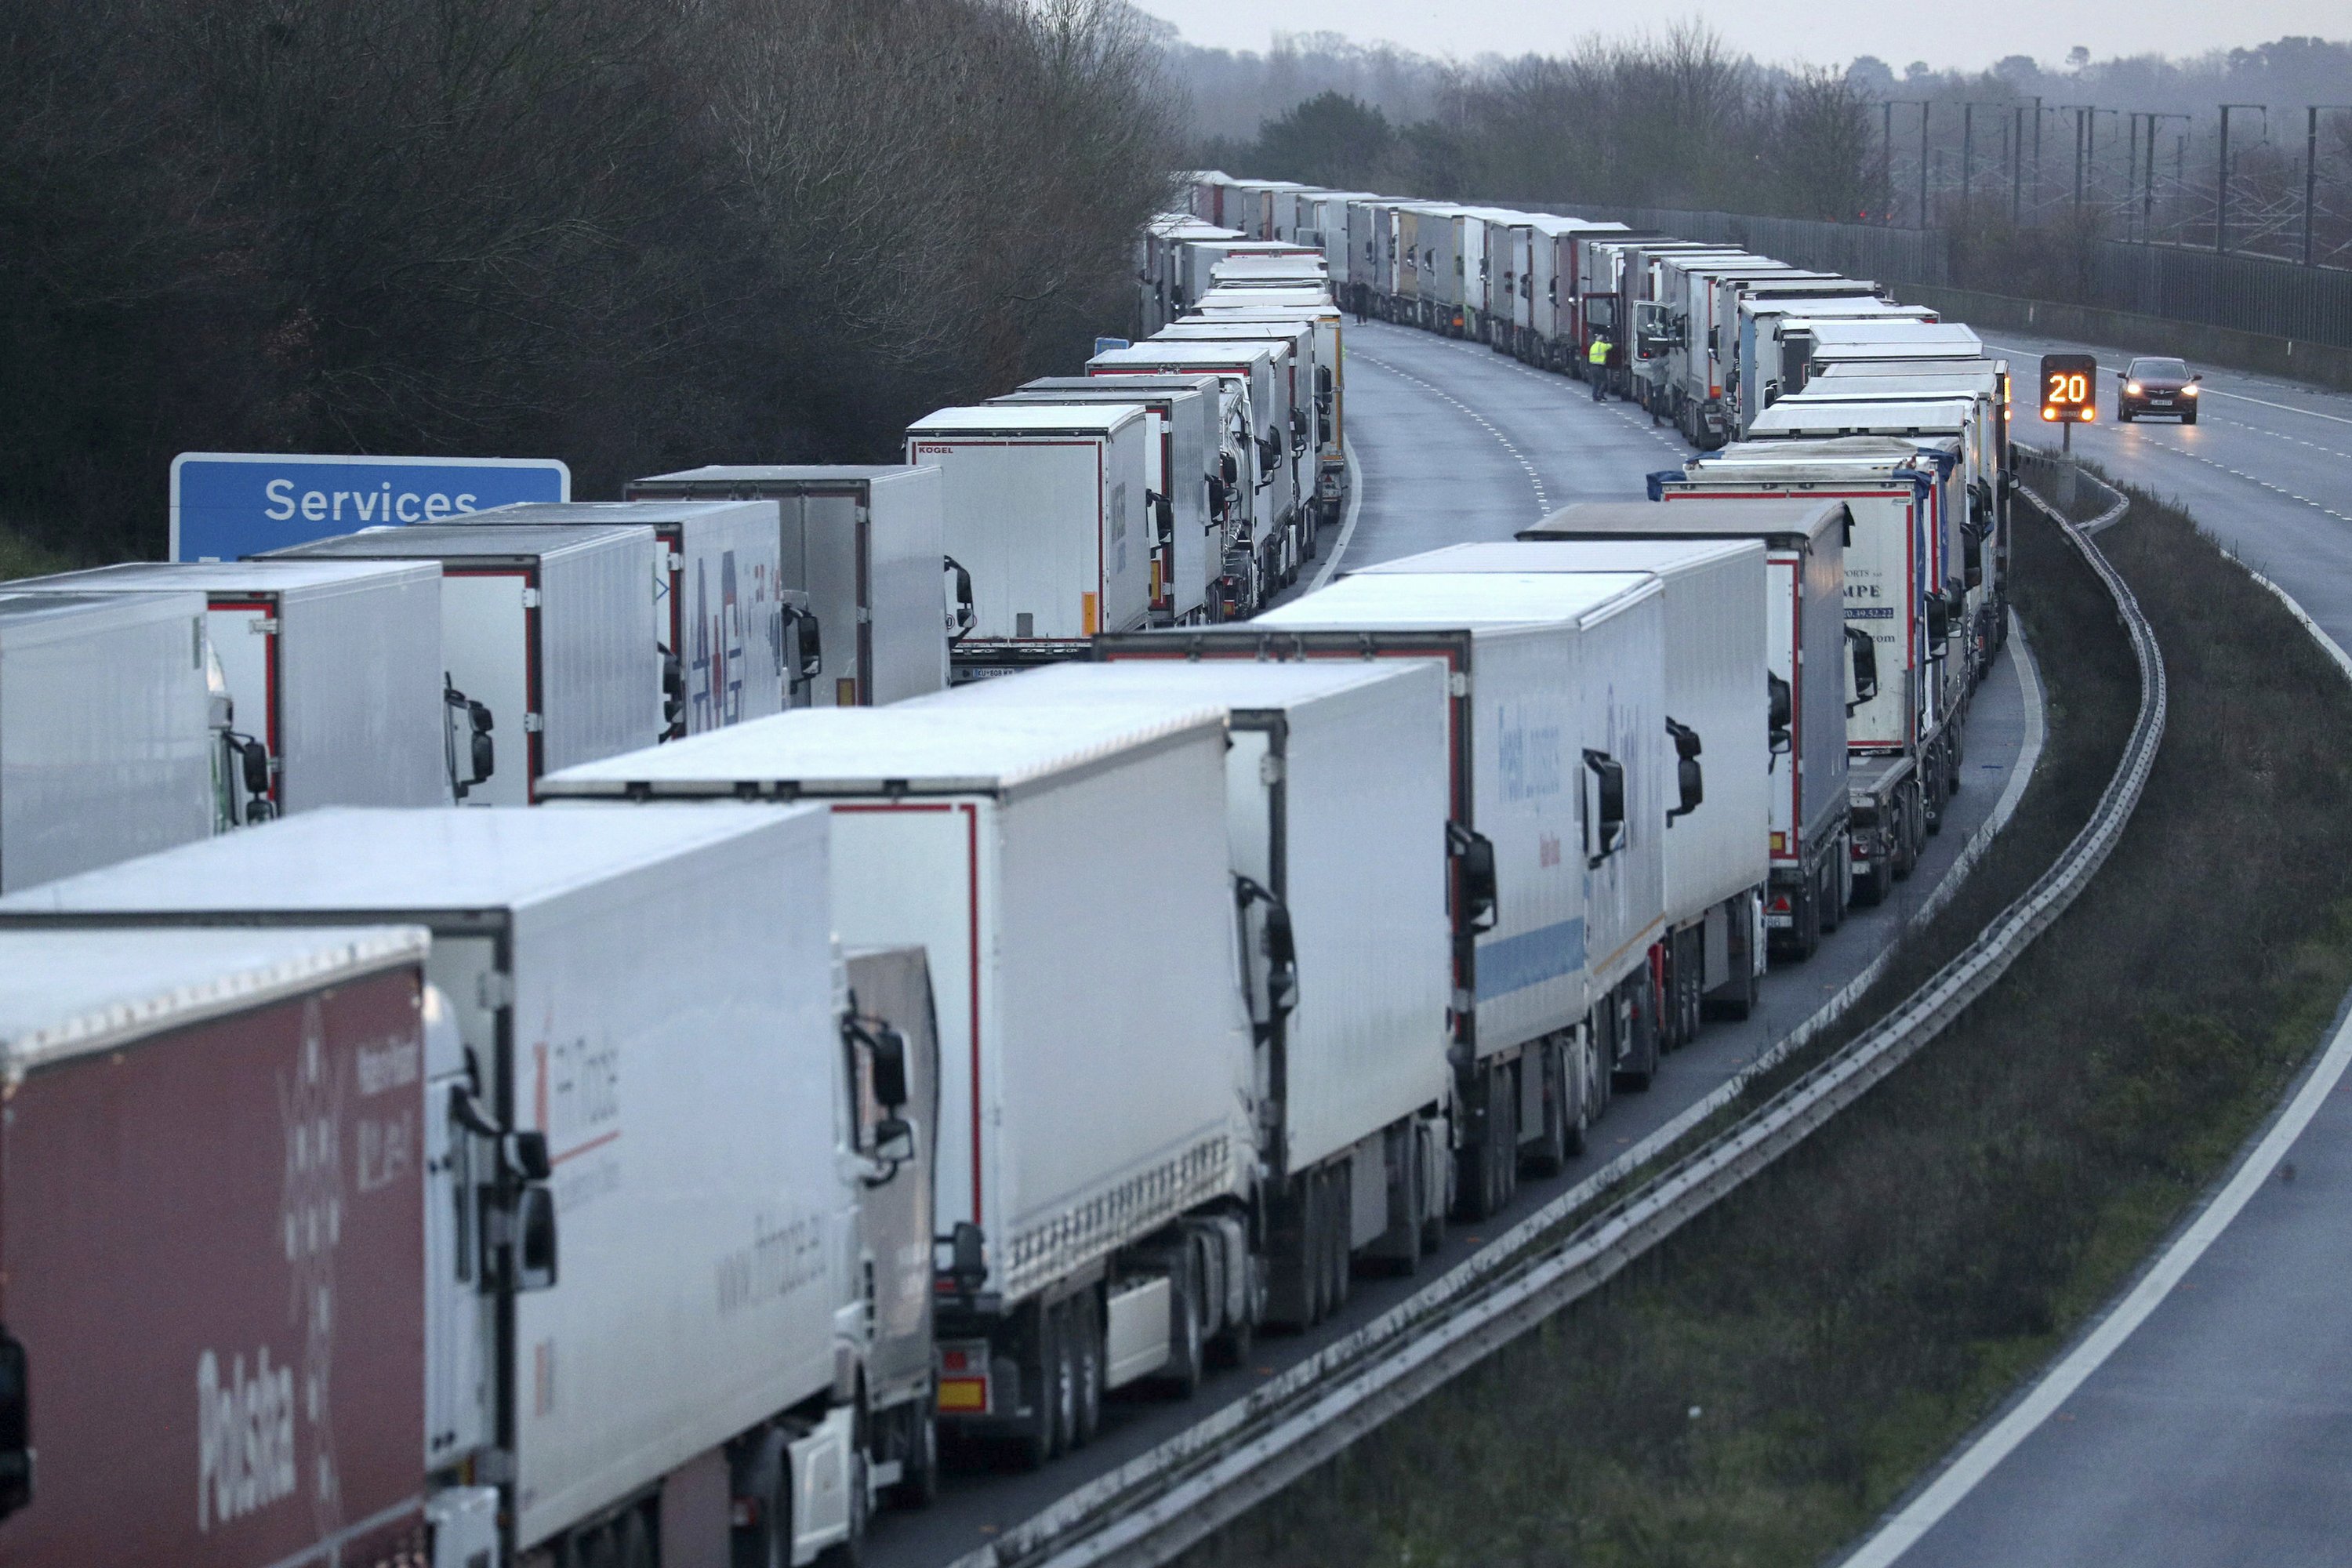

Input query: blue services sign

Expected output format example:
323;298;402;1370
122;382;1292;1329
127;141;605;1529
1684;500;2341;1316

170;452;571;561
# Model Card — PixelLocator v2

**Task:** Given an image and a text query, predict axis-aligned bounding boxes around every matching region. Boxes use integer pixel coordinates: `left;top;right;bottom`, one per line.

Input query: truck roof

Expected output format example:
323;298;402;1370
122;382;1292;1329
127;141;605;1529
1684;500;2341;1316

913;656;1436;717
1525;498;1849;546
263;521;651;562
907;404;1145;437
627;464;927;494
20;558;438;596
0;804;808;920
0;589;205;649
1708;435;1949;467
462;499;775;531
0;924;426;1081
1017;376;1218;396
1358;539;1763;581
1091;343;1276;371
539;704;1224;799
1253;570;1658;633
1751;398;1973;436
1803;321;1982;347
1804;370;2002;400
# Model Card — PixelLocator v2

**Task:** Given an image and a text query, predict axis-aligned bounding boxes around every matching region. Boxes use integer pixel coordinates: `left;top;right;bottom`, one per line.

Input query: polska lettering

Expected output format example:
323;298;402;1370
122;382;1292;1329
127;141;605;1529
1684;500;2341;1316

196;1345;297;1530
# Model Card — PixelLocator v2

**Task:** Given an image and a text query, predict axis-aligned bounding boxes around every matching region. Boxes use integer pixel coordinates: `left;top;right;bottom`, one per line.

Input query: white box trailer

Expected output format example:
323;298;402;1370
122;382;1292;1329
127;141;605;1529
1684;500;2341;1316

992;380;1217;626
12;558;452;816
1179;239;1318;306
261;524;662;804
0;803;891;1567
1188;300;1345;493
905;404;1152;681
1359;539;1771;1036
1090;340;1292;613
1526;498;1856;960
0;591;214;892
1107;570;1668;1220
1733;300;1940;431
541;704;1259;1464
922;657;1454;1320
1149;326;1307;568
460;499;793;734
625;465;951;707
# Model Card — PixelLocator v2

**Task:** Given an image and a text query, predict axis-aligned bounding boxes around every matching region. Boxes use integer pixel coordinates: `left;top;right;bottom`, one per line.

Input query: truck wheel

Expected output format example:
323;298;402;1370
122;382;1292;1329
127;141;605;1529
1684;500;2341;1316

888;1409;939;1509
1158;1261;1204;1397
1527;1040;1570;1177
1014;1307;1062;1468
1073;1298;1105;1439
1820;851;1846;935
814;1445;868;1567
1327;1167;1354;1312
1209;1254;1258;1366
582;1522;625;1568
619;1510;657;1568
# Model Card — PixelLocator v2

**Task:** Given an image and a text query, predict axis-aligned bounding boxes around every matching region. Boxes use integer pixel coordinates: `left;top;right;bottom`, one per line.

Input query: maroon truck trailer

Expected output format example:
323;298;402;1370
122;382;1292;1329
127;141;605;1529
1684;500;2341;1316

0;924;434;1568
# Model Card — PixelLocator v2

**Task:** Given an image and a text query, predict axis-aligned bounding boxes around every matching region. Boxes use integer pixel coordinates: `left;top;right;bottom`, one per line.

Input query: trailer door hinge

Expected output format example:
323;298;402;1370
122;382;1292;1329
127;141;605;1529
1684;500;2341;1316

476;971;516;1011
1448;671;1469;697
1258;753;1283;785
521;713;544;733
668;551;684;572
248;617;280;636
858;607;873;625
1452;987;1475;1014
519;588;542;609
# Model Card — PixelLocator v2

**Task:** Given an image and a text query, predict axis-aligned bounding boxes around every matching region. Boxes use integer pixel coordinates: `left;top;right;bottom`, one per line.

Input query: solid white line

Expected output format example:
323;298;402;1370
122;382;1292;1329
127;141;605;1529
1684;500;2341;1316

1311;436;1363;592
1841;1003;2352;1567
1838;561;2352;1568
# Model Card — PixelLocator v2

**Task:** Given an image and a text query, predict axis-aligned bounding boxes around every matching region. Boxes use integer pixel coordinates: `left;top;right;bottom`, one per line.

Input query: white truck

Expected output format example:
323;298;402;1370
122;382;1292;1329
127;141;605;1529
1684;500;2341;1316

1527;498;1857;959
0;802;916;1568
1728;292;1926;434
539;704;1263;1468
923;658;1454;1320
1360;540;1771;1036
1088;339;1290;613
0;590;215;891
1141;216;1243;331
624;465;952;707
1152;320;1316;554
1663;439;1969;903
12;559;454;818
989;379;1219;626
1107;569;1668;1218
1187;299;1346;521
261;523;662;804
461;500;794;735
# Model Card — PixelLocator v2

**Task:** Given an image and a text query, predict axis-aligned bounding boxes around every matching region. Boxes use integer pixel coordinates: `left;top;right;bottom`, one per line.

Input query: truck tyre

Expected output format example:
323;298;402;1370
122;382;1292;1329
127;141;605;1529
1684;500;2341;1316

1820;850;1846;935
889;1409;939;1509
619;1510;656;1568
1526;1040;1570;1176
1014;1306;1063;1468
583;1523;625;1568
1392;1134;1428;1273
1158;1259;1205;1397
1074;1298;1105;1439
1326;1168;1353;1312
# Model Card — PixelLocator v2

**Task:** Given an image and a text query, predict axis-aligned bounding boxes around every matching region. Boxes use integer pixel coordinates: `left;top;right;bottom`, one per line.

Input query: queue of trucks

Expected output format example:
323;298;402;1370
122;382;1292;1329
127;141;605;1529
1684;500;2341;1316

0;171;2024;1568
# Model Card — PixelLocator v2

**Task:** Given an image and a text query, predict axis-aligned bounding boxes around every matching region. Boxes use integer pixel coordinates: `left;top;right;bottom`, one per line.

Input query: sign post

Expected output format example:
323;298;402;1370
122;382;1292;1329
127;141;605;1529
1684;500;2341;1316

169;453;571;561
2037;354;2097;456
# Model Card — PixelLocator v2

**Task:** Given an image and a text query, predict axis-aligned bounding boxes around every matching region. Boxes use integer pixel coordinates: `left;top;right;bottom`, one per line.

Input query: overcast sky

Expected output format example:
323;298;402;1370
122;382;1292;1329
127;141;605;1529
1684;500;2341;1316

1139;0;2347;74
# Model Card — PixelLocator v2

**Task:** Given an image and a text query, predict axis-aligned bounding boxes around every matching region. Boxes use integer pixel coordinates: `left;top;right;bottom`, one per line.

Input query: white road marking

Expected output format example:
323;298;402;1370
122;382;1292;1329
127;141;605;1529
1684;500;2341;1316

1310;437;1363;592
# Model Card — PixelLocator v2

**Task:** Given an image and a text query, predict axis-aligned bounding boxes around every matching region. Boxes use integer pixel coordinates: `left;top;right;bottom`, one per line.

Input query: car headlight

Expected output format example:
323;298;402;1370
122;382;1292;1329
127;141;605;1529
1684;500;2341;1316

2183;385;2198;397
2124;382;2142;394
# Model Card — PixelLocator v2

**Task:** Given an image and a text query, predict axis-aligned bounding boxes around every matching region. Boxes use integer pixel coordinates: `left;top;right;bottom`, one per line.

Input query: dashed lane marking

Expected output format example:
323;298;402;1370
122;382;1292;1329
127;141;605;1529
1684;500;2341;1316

1351;349;1552;517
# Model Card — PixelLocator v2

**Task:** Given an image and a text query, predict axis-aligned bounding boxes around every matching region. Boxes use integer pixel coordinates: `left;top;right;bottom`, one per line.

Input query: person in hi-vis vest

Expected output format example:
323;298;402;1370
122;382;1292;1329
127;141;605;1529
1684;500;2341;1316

1588;334;1612;401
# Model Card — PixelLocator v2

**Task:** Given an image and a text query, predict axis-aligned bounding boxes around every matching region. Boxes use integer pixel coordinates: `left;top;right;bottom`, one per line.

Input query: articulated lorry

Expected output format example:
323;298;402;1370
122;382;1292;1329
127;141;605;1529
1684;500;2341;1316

626;465;953;707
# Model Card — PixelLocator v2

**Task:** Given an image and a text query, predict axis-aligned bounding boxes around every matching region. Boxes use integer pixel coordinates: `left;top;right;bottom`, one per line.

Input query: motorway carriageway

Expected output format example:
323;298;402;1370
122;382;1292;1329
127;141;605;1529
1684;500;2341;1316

872;318;2041;1568
1838;334;2352;1568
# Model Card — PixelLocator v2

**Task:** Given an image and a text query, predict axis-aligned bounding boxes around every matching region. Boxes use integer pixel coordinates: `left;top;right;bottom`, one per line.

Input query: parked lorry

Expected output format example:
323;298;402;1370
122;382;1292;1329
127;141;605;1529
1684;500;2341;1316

1152;318;1317;549
0;802;913;1568
1660;440;1968;902
989;379;1219;626
1526;499;1857;958
1359;540;1771;1034
1187;299;1346;521
0;591;216;891
539;703;1264;1469
262;524;662;805
1088;339;1292;611
927;658;1455;1319
1140;216;1242;330
904;404;1152;682
625;465;952;706
0;923;436;1568
460;500;794;735
1730;295;1934;434
1104;568;1668;1218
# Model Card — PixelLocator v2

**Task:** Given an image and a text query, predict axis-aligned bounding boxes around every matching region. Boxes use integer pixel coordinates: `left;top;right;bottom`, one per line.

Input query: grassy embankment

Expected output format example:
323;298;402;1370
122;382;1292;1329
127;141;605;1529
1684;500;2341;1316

1179;477;2352;1567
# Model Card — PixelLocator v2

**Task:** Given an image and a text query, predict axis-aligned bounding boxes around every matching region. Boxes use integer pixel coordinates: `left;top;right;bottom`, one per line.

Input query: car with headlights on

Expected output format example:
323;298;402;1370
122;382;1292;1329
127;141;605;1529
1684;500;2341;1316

2119;357;2201;424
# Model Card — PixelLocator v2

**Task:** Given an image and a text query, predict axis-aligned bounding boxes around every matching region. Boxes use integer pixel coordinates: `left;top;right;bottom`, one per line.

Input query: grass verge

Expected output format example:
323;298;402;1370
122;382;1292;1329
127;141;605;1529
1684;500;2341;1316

1176;478;2352;1567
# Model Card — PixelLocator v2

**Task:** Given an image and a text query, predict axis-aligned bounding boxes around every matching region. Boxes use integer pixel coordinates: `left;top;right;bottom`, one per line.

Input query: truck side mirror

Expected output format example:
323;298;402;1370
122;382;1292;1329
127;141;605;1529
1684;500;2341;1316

1926;593;1951;643
1221;450;1239;487
1846;626;1880;708
1665;717;1704;822
662;649;686;735
1767;671;1792;758
872;1116;915;1168
1583;749;1627;865
0;1328;28;1519
1149;491;1175;546
506;1128;553;1183
238;735;271;799
867;1023;910;1110
946;1221;988;1298
1446;822;1499;932
942;556;975;639
446;680;496;797
515;1185;558;1293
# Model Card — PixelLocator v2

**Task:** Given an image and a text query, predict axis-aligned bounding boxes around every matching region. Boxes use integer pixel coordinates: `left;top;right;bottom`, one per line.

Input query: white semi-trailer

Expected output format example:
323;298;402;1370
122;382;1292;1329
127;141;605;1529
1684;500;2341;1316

922;657;1455;1321
989;379;1219;626
262;524;662;804
625;466;952;708
1105;568;1668;1218
540;704;1262;1468
1360;539;1773;1034
17;558;455;815
460;499;795;733
1526;499;1857;959
0;804;908;1567
0;591;216;891
906;404;1153;682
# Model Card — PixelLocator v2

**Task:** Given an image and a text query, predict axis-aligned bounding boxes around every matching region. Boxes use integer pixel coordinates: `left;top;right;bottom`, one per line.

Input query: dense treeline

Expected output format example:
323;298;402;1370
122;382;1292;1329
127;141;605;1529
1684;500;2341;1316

0;0;1178;560
1196;27;1886;223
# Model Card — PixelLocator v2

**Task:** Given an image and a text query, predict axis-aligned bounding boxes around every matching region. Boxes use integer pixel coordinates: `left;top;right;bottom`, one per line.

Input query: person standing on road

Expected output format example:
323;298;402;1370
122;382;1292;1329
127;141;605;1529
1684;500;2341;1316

1588;334;1612;401
1353;289;1370;327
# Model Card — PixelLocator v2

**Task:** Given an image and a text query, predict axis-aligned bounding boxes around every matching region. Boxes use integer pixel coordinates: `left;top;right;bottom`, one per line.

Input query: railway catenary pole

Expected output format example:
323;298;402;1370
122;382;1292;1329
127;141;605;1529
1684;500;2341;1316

2218;104;2267;254
2307;107;2352;267
2013;105;2027;223
1919;100;1932;228
2137;113;2190;244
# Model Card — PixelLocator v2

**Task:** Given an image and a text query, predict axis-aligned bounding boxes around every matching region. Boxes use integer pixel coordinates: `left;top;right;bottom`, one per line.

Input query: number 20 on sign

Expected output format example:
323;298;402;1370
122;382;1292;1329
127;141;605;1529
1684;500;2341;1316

2040;354;2096;423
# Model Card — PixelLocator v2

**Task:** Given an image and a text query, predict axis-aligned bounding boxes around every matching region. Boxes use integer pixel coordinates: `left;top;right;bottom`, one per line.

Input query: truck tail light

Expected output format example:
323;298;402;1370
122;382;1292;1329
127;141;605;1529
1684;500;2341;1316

1768;894;1792;913
937;1341;993;1415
